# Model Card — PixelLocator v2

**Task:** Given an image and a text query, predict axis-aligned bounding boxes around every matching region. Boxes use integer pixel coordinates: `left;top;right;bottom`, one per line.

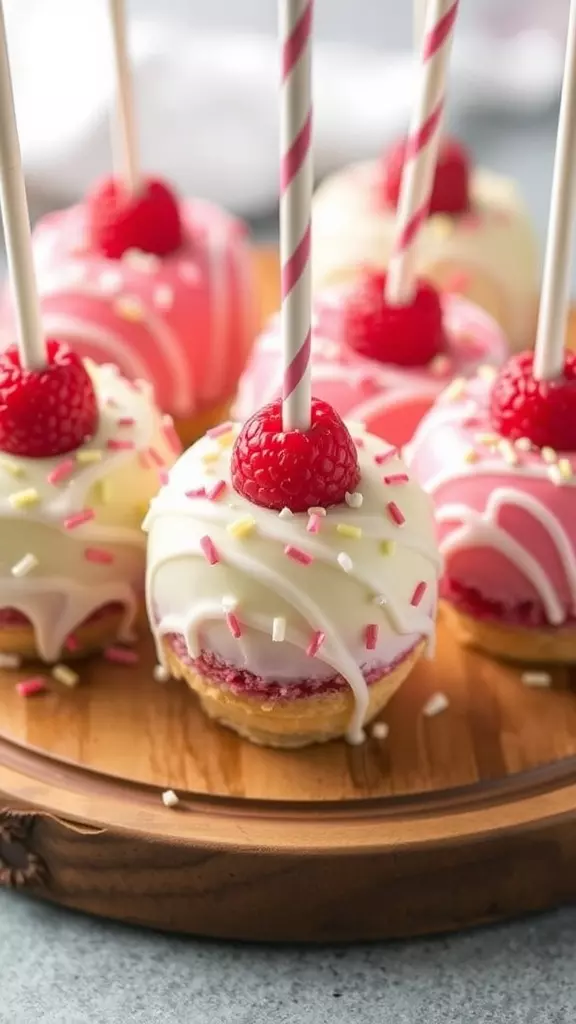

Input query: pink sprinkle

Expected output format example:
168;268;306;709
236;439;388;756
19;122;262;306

186;487;206;499
411;581;427;607
147;447;165;468
17;677;47;698
84;547;114;565
226;612;242;638
307;513;322;534
206;479;227;502
63;508;95;530
365;624;379;651
353;436;365;448
284;545;313;565
117;416;135;427
207;421;233;439
306;630;325;657
200;535;220;565
105;396;118;409
375;447;398;465
158;469;169;486
47;459;75;485
104;646;139;666
383;473;409;485
162;419;181;454
386;501;406;526
107;439;135;451
65;634;80;652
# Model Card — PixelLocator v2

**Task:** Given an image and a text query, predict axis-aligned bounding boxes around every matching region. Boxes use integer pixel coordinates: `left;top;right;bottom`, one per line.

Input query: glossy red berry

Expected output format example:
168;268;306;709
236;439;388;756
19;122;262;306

490;349;576;449
86;176;183;259
382;136;471;217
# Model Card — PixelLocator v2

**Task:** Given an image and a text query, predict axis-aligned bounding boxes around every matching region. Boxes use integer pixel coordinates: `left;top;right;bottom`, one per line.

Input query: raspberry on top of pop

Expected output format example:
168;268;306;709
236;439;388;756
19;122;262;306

0;338;98;458
490;349;576;451
86;175;184;260
381;136;471;218
231;398;360;513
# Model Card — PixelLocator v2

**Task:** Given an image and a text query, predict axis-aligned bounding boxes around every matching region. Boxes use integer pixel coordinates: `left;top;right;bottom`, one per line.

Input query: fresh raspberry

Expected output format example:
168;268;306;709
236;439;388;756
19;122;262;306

381;136;471;216
490;350;576;449
335;270;446;367
231;398;360;512
0;339;98;458
86;175;184;259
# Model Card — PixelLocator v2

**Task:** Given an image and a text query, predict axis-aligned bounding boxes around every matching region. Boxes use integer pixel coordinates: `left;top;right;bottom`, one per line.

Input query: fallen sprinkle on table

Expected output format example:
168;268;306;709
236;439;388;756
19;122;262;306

272;616;286;642
521;670;552;688
47;459;75;485
0;652;21;669
162;789;180;808
65;634;80;652
371;722;389;740
154;664;170;683
52;664;80;688
104;646;139;666
16;677;47;698
11;553;38;578
423;692;449;717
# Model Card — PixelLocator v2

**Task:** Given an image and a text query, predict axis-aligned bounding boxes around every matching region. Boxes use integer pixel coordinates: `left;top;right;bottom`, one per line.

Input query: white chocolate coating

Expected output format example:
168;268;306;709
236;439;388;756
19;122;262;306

312;163;540;352
144;425;441;743
0;361;179;661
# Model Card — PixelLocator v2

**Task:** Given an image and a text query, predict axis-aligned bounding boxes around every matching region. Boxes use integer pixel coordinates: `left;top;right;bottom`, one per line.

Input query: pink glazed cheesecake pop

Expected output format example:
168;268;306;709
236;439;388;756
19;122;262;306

7;0;256;447
407;0;576;664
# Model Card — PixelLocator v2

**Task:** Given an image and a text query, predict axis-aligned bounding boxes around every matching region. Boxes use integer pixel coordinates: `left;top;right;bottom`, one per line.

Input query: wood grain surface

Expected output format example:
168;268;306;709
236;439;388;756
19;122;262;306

2;255;576;942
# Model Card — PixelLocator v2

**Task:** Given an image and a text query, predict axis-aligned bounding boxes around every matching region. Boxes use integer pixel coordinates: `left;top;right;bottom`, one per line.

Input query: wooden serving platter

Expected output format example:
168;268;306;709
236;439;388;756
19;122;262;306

2;253;576;942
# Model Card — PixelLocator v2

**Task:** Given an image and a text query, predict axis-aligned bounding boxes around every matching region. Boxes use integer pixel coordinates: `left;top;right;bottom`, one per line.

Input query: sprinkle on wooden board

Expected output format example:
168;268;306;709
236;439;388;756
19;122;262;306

16;677;47;698
65;634;80;653
154;664;170;683
0;652;21;669
423;692;449;717
521;670;552;689
162;789;180;808
371;721;389;740
104;646;139;666
200;535;220;565
52;664;80;688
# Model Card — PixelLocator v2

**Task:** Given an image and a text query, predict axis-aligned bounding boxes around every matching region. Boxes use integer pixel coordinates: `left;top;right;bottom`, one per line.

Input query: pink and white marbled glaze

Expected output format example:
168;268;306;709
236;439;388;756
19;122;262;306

235;288;508;448
406;372;576;627
6;199;255;420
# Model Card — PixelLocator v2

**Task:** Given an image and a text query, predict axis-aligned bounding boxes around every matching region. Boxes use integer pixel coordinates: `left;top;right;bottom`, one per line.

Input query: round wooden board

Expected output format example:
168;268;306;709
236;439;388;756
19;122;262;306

2;254;576;943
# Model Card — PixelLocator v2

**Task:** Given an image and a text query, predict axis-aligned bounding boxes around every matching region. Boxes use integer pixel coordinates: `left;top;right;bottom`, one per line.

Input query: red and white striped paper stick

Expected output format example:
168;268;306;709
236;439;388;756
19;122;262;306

533;0;576;381
386;0;459;306
279;0;313;432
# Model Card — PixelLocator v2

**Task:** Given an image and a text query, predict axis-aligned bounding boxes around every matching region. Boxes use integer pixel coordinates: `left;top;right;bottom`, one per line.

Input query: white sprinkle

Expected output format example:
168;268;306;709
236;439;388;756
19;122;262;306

162;789;180;808
423;692;449;717
221;594;239;612
498;439;519;466
153;284;174;310
52;664;80;688
272;617;286;642
521;671;552;689
122;248;159;272
345;491;363;508
337;552;353;573
11;553;38;577
279;507;294;520
99;270;123;294
547;465;564;486
441;378;466;402
153;664;170;683
0;652;21;669
371;722;389;740
372;594;388;607
515;437;532;452
541;446;557;464
477;364;497;381
307;506;327;517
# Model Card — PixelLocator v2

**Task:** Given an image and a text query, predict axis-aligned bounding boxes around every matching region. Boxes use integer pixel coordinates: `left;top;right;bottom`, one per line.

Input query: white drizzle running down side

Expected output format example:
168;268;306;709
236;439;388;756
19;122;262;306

144;425;441;743
0;361;180;661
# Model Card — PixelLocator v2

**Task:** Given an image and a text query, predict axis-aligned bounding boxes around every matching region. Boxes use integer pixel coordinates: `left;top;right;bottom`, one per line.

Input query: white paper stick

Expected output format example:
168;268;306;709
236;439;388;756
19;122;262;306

0;1;45;370
109;0;140;195
533;0;576;381
413;0;428;51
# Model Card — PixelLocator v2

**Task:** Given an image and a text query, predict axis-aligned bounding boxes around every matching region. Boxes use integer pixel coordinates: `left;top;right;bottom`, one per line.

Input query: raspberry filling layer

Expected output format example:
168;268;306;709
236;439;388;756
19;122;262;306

442;578;573;630
0;601;126;628
167;633;418;701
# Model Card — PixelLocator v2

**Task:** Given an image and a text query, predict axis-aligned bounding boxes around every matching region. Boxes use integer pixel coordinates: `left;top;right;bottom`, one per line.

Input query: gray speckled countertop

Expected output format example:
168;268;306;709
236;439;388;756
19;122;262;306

2;2;575;1021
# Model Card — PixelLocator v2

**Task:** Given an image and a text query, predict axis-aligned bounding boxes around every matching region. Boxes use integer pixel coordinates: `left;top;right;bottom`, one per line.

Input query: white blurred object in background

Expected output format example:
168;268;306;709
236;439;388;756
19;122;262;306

3;0;566;217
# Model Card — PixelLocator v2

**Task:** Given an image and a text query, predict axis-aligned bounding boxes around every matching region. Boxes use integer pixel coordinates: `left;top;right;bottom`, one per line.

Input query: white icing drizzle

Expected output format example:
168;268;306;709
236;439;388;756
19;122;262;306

145;425;440;743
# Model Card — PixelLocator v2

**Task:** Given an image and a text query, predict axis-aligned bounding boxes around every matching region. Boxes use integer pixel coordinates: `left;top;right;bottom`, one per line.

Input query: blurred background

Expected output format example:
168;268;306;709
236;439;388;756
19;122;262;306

2;0;571;248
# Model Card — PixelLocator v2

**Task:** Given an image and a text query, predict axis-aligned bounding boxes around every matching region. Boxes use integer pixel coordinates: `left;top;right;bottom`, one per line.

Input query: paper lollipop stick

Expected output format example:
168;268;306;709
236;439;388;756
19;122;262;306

533;0;576;381
413;0;428;50
0;1;46;370
279;0;313;432
109;0;140;194
386;0;459;306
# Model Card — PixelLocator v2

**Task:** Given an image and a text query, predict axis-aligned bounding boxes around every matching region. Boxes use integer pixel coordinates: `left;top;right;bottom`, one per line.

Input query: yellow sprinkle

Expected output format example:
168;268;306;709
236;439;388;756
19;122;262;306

217;431;235;449
52;664;80;688
201;450;220;465
442;378;466;402
227;515;256;539
0;456;23;478
557;458;573;480
541;446;557;464
431;215;454;239
9;487;40;509
336;523;363;540
475;432;500;447
515;437;532;452
380;540;396;556
114;295;145;322
463;447;479;464
76;449;103;464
